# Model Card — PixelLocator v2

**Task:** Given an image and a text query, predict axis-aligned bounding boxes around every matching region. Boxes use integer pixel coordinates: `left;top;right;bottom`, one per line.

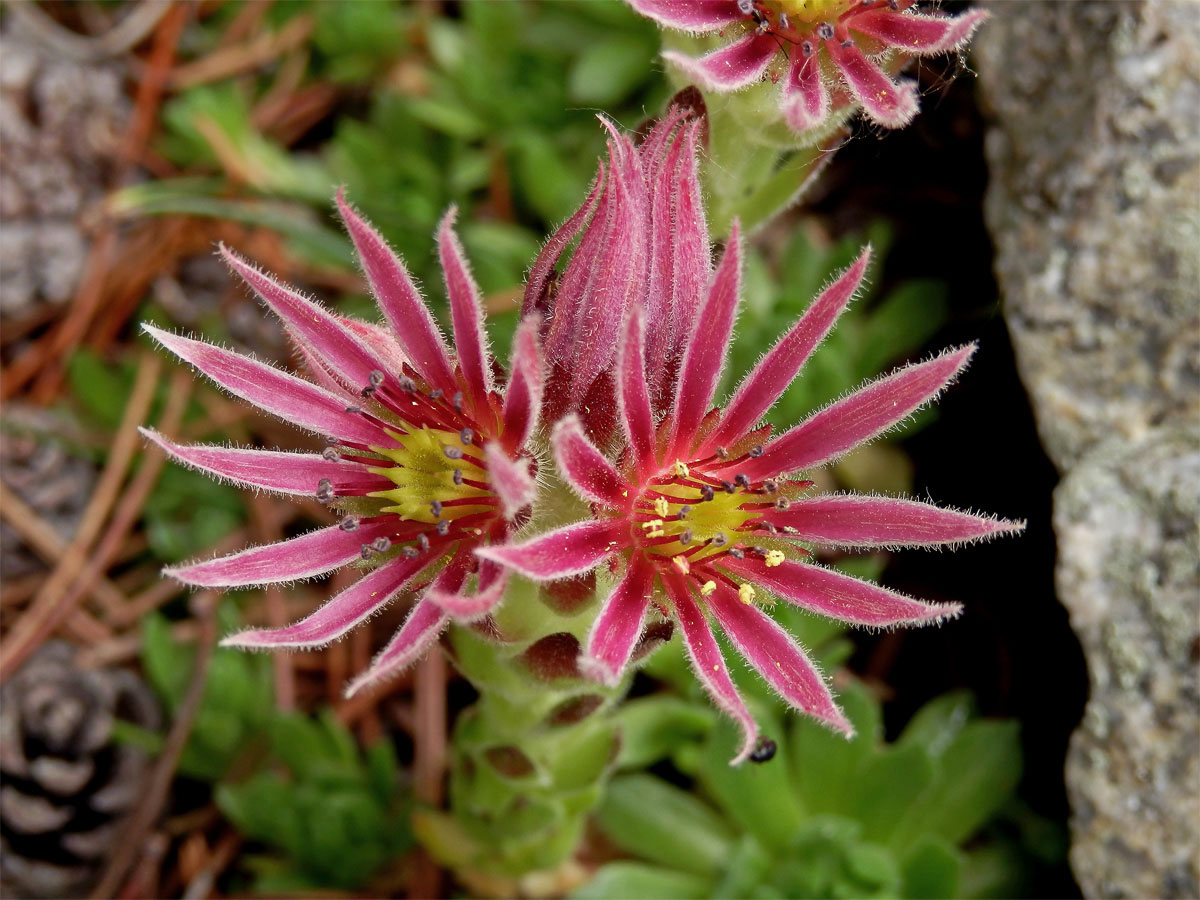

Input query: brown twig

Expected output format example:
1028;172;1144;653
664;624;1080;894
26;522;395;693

167;13;314;89
89;591;219;900
0;352;162;680
409;651;448;900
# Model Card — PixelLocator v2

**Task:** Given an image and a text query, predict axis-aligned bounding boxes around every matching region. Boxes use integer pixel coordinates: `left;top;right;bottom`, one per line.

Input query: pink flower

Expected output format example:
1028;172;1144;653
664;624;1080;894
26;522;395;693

523;103;711;439
481;228;1022;764
630;0;988;132
144;192;543;696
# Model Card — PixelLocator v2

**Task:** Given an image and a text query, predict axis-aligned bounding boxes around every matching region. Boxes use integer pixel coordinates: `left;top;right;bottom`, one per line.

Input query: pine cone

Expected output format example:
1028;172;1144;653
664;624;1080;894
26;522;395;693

0;642;159;899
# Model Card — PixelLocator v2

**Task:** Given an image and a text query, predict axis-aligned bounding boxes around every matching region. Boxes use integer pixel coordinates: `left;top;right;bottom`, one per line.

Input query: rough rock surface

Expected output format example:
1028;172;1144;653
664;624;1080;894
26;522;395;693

1054;427;1200;900
977;1;1199;473
976;3;1200;898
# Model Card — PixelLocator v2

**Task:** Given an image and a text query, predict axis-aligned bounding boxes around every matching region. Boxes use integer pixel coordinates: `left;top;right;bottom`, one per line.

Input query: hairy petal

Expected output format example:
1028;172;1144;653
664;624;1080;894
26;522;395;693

484;442;536;520
221;246;385;391
343;598;450;698
221;553;433;649
476;519;623;581
429;555;509;622
501;317;544;453
336;189;457;393
705;247;870;454
723;556;961;628
766;494;1025;549
142;325;384;446
735;344;975;481
663;32;779;92
139;428;386;497
580;557;654;687
628;0;745;32
670;223;742;457
825;36;917;129
552;415;630;508
664;575;757;765
521;164;605;319
618;306;659;482
438;207;493;415
781;45;830;133
165;521;392;588
849;8;989;55
708;581;852;735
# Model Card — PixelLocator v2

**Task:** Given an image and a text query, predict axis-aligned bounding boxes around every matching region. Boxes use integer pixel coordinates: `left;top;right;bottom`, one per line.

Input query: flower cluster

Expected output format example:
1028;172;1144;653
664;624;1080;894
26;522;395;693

150;104;1018;758
145;193;542;696
630;0;988;132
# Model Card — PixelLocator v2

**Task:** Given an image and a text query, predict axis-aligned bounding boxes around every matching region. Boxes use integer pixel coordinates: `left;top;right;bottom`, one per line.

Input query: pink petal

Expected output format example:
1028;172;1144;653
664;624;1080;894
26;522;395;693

142;325;384;447
663;575;756;764
734;344;975;482
580;557;654;687
643;129;687;398
618;306;659;482
522;163;605;319
139;428;387;497
552;415;631;508
428;556;508;622
336;189;457;393
501;317;544;453
663;32;780;92
437;208;493;416
476;519;624;581
220;246;385;392
704;247;870;455
291;332;359;399
707;581;852;735
722;555;961;628
766;494;1024;548
781;45;830;133
221;553;433;649
343;598;450;698
483;442;535;520
340;317;409;377
165;520;392;588
849;8;988;56
669;223;742;458
825;36;917;129
627;0;745;32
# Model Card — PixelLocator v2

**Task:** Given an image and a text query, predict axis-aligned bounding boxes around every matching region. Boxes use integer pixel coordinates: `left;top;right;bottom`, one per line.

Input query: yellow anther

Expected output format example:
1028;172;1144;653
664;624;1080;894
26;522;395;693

700;580;717;596
654;497;671;518
647;528;665;539
764;550;786;568
672;555;691;575
673;460;690;478
738;583;757;605
642;519;664;531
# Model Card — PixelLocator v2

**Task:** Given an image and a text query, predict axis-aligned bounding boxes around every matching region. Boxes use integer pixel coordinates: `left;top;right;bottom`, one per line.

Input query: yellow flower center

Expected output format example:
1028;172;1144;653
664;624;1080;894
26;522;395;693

634;476;760;564
368;426;494;524
769;0;853;24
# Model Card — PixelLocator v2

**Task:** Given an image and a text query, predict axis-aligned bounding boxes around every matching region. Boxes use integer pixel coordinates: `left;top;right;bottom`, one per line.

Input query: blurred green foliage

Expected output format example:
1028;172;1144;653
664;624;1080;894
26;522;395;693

581;610;1042;900
128;608;413;892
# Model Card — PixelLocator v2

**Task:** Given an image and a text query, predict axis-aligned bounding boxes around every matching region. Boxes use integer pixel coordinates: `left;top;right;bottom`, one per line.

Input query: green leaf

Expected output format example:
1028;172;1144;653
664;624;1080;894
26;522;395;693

568;34;657;106
140;613;192;708
898;721;1022;850
901;836;962;899
596;775;734;877
849;742;936;846
898;691;975;758
709;834;773;899
791;680;881;817
573;863;710;900
857;280;949;380
613;695;714;770
66;349;133;430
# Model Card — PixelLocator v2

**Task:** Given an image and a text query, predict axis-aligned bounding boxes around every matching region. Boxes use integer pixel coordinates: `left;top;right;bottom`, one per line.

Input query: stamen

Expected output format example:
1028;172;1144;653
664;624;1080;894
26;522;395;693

737;0;754;14
801;39;815;57
888;0;899;8
322;447;340;461
398;376;417;393
748;445;764;458
679;529;694;545
360;544;373;560
763;479;779;493
720;480;735;494
700;485;715;502
700;580;717;596
738;583;757;605
671;555;690;575
453;469;464;485
817;22;834;40
430;499;443;517
779;12;789;29
715;446;729;460
372;537;391;553
460;428;474;445
402;546;419;558
775;497;791;511
763;522;778;535
436;520;450;536
673;460;690;478
344;405;362;415
729;548;745;560
452;391;464;412
841;39;854;48
678;505;692;518
654;497;671;518
735;473;750;489
709;533;728;547
417;533;430;552
429;388;443;400
765;550;785;567
339;516;360;532
316;478;334;503
444;446;464;460
369;370;385;388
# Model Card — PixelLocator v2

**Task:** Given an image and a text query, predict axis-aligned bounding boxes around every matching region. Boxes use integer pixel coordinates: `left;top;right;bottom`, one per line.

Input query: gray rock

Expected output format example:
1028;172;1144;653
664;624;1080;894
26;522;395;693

1054;427;1199;900
977;4;1200;898
977;1;1199;473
